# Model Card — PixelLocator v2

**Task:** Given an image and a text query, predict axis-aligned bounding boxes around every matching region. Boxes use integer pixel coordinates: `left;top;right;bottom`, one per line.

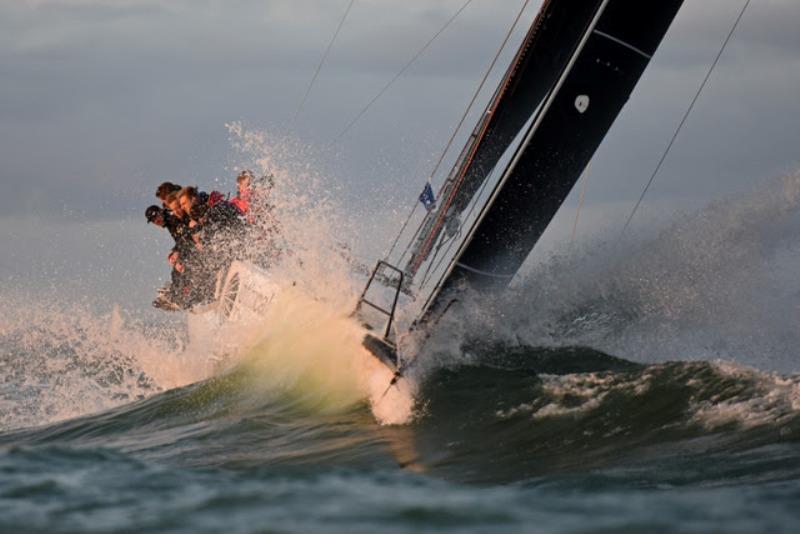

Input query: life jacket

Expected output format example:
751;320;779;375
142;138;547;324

231;186;253;215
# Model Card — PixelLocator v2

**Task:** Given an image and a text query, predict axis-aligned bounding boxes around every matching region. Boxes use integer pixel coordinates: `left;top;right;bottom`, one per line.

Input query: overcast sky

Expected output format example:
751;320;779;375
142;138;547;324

1;0;799;305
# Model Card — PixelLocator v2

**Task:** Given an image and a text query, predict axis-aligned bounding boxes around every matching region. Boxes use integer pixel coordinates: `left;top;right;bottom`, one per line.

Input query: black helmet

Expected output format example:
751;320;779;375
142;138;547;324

145;205;163;223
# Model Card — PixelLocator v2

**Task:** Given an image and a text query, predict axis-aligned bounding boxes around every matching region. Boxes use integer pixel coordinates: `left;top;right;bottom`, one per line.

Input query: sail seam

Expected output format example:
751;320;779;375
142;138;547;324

592;30;652;59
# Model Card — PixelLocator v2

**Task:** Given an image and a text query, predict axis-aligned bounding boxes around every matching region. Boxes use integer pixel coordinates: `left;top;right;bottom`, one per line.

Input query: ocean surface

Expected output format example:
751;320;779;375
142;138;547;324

2;171;800;533
1;332;799;533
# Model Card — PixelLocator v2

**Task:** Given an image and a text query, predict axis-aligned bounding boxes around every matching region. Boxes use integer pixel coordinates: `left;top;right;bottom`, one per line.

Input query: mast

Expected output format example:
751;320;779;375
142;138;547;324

419;0;684;316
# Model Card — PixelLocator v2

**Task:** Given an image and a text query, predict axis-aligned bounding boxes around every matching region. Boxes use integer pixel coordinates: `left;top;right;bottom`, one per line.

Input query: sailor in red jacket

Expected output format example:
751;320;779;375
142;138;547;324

230;169;254;218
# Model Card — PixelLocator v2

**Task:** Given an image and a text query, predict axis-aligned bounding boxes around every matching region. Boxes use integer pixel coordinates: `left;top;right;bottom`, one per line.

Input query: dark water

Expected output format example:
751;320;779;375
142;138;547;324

1;340;799;533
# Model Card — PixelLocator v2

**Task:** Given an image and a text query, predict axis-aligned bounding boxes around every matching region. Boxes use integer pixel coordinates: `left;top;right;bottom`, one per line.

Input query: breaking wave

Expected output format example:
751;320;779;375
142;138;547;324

0;298;171;430
3;341;799;486
412;347;800;483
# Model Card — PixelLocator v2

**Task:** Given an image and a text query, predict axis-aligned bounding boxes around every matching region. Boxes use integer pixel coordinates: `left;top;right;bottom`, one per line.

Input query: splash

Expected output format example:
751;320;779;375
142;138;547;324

210;286;415;424
441;171;800;373
0;294;194;430
217;125;415;423
225;122;362;306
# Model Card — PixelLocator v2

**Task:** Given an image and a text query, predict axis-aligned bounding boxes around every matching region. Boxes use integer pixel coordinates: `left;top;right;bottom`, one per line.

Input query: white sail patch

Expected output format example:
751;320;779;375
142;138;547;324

575;95;590;114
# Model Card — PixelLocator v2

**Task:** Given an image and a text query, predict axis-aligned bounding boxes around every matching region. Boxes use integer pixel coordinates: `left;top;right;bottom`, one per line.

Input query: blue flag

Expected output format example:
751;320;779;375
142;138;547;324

419;182;436;212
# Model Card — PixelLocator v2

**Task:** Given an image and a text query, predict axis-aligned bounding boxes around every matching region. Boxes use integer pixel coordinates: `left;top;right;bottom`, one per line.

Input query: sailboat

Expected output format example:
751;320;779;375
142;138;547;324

188;0;686;373
355;0;685;373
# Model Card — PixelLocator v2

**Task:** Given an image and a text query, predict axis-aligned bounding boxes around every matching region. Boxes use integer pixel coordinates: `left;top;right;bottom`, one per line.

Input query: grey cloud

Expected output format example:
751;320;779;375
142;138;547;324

1;0;799;228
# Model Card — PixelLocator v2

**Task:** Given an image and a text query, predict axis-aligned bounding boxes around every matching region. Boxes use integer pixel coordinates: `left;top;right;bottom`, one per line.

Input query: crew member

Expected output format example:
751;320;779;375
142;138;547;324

146;205;189;310
177;186;245;301
231;170;254;216
155;182;181;207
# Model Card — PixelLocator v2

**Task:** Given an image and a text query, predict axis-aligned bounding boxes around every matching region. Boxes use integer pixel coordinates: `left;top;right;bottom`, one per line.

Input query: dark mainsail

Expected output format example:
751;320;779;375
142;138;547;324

419;0;684;314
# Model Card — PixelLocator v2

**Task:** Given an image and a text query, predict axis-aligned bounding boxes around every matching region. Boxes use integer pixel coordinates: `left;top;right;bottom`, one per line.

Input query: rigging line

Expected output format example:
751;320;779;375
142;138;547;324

383;203;419;262
293;0;356;123
331;0;475;144
385;0;531;264
619;0;751;238
418;230;455;288
420;230;457;288
396;211;425;265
